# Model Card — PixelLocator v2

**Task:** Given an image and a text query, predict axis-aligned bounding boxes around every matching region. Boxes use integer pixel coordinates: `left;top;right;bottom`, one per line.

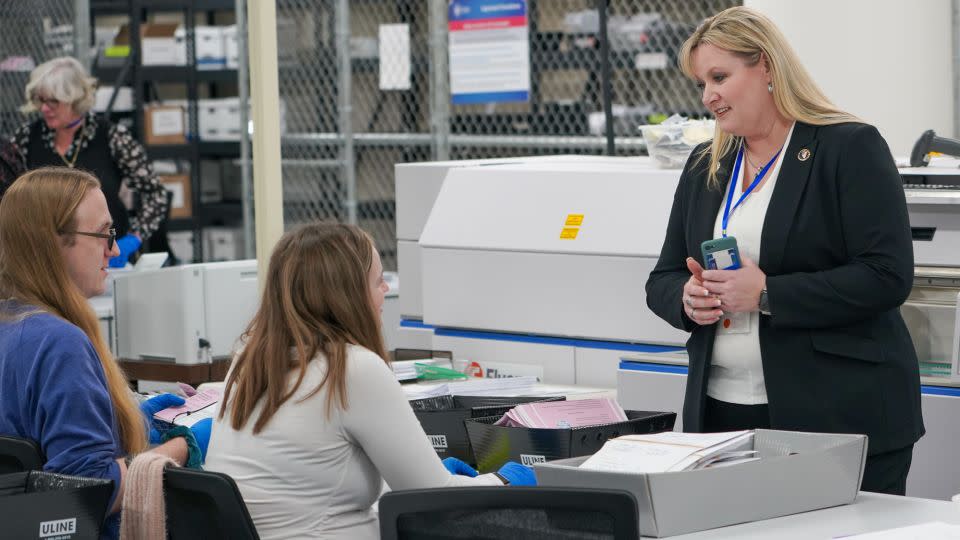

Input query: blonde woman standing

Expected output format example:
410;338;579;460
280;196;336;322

646;6;923;494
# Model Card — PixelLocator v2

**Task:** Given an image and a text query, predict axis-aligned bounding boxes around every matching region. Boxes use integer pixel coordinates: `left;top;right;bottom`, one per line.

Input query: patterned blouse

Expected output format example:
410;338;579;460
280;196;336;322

13;112;169;241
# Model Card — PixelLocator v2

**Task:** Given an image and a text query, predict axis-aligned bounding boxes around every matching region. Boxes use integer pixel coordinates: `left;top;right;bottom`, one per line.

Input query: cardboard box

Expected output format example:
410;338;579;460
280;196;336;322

410;395;565;465
196;26;227;70
0;471;113;540
144;104;186;145
159;174;192;218
98;24;130;68
465;410;676;473
535;430;867;538
140;23;185;66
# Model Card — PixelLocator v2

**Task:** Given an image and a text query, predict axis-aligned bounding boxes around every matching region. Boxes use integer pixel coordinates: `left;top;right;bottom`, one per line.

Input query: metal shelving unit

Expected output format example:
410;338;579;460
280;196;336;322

90;0;242;262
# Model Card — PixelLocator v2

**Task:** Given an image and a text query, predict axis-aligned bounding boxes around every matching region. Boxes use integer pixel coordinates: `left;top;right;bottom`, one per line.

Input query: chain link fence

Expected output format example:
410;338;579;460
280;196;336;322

0;1;738;271
272;0;737;271
0;1;79;137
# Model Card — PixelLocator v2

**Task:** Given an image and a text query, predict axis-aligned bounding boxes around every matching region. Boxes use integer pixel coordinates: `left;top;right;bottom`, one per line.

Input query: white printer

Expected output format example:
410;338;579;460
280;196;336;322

113;260;258;365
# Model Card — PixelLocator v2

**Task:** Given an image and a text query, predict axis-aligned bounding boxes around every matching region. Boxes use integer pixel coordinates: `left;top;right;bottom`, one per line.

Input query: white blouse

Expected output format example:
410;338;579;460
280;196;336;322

205;344;502;540
707;123;795;405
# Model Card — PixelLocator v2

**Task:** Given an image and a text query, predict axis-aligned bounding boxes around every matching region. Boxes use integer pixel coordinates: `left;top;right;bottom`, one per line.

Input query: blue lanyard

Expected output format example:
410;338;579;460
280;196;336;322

721;145;782;237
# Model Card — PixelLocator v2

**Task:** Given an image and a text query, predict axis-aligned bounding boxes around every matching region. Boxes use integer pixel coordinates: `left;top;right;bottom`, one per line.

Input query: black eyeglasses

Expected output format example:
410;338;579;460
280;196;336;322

31;96;61;108
59;228;116;250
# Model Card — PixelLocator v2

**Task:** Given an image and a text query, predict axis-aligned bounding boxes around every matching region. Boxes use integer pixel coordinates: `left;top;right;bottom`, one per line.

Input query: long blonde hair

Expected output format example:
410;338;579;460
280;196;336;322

220;222;388;434
0;167;146;454
678;6;860;188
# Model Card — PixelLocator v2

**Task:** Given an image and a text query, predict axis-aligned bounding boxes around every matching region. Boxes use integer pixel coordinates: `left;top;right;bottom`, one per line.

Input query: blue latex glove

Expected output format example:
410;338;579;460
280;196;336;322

497;462;537;486
139;393;185;444
189;418;213;462
442;457;479;477
109;233;142;268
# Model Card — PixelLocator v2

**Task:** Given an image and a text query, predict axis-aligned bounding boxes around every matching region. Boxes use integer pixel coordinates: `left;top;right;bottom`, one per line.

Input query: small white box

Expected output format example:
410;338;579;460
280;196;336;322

94;86;133;112
218;97;242;141
223;25;239;69
173;27;188;66
198;98;241;141
141;23;185;66
197;99;222;141
195;26;226;70
203;227;244;262
167;230;195;264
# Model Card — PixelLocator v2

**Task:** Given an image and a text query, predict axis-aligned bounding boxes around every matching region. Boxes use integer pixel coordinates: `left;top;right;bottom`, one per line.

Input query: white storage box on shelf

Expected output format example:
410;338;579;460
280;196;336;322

195;25;226;70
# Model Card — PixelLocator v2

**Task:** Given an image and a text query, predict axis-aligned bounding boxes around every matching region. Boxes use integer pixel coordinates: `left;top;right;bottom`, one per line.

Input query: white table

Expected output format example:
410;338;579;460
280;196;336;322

662;492;960;539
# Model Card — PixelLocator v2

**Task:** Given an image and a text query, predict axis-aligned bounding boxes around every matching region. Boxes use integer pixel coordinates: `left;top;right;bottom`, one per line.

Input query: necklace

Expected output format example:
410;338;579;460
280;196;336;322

744;147;773;176
57;119;84;168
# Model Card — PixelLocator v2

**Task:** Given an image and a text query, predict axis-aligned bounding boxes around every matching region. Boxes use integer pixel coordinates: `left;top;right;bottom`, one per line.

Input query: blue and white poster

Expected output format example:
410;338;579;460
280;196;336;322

448;0;530;105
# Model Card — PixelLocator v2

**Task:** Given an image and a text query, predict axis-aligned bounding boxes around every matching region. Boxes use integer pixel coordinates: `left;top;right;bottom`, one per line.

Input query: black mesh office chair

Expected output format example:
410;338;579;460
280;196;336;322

379;487;639;540
0;435;44;474
164;466;259;539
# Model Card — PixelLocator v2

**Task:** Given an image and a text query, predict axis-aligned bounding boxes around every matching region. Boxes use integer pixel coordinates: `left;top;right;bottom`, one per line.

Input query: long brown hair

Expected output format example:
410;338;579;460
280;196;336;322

678;6;860;188
220;222;388;434
0;167;146;454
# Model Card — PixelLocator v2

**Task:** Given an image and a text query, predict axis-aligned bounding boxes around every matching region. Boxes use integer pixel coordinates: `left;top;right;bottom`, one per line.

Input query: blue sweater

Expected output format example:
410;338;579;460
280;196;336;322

0;310;123;540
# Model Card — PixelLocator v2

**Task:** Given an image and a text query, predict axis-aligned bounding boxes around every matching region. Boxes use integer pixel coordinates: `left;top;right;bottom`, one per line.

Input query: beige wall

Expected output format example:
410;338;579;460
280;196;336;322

746;0;954;156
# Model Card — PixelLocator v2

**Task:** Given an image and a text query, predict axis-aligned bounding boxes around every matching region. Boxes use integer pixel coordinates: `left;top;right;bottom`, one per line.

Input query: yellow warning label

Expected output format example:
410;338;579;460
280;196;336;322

560;228;579;240
565;214;584;226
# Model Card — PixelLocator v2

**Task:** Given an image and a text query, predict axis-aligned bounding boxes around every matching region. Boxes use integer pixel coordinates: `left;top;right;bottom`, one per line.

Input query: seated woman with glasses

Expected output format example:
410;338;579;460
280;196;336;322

12;56;168;268
0;167;203;540
205;222;534;540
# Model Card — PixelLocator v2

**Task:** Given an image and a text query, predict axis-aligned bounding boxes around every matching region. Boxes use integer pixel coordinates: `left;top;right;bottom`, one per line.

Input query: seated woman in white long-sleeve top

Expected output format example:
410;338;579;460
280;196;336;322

204;222;533;540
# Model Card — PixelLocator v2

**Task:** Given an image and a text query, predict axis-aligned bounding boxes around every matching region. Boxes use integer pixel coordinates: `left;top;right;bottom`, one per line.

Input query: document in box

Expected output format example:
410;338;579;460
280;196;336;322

579;430;755;473
154;387;222;427
494;397;627;428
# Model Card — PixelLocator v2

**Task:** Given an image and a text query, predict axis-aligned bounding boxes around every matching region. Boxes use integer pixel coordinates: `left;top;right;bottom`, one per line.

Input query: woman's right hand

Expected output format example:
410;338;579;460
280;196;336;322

683;257;723;326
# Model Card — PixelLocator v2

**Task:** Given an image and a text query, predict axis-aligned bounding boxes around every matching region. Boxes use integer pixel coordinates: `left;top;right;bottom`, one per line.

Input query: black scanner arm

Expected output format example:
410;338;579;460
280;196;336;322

910;129;960;167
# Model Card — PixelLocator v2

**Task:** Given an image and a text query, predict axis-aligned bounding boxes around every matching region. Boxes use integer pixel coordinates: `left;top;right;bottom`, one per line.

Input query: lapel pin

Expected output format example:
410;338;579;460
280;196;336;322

797;148;811;161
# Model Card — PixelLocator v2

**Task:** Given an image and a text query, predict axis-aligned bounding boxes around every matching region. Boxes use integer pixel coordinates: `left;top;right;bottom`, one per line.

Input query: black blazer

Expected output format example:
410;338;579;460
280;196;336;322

646;121;924;455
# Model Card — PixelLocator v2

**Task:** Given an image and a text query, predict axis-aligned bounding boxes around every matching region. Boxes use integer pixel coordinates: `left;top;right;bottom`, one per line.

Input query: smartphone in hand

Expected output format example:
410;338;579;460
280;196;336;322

701;237;742;270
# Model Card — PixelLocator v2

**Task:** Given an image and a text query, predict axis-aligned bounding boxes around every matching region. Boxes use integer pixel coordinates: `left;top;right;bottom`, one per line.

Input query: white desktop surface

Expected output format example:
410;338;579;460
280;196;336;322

661;492;960;539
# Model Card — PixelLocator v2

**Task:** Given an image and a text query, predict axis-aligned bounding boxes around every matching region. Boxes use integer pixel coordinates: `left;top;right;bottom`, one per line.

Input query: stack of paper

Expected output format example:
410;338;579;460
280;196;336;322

153;387;222;428
493;397;627;428
447;376;539;396
403;382;451;401
579;430;756;473
393;358;444;381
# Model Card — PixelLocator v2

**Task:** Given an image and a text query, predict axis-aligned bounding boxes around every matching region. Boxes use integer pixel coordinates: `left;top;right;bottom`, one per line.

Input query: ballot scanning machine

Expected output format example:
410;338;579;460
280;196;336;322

397;154;960;500
900;161;960;381
395;156;686;387
112;260;259;365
